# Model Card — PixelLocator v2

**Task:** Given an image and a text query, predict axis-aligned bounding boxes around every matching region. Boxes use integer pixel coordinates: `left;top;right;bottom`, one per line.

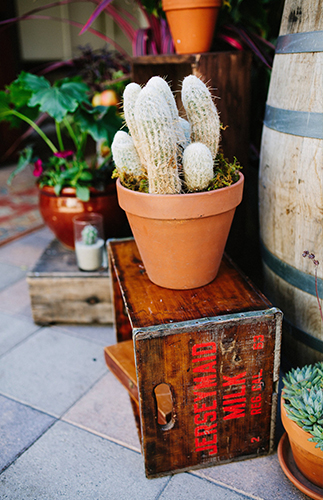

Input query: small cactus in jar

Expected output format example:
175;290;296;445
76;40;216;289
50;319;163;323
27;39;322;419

81;224;98;245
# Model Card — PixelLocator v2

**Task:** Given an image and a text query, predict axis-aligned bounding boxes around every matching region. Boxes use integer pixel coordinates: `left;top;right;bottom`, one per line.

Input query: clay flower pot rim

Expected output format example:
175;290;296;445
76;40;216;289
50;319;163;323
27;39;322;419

163;0;222;10
281;396;323;457
116;172;244;220
38;183;116;197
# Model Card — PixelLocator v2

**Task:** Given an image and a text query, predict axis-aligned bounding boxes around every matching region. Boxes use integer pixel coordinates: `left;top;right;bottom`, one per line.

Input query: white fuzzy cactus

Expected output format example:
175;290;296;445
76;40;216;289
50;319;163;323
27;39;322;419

181;75;221;160
122;83;143;157
146;76;186;147
111;131;143;178
111;75;235;195
134;86;181;194
183;143;214;192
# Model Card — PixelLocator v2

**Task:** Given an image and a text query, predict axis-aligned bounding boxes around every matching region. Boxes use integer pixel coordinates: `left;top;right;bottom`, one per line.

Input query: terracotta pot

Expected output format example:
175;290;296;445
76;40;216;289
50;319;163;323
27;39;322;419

281;397;323;488
116;173;244;289
162;0;222;54
39;183;130;249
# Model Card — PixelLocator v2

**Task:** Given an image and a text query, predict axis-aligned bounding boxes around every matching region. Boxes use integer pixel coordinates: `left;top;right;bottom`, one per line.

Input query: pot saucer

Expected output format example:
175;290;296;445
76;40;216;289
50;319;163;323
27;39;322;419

278;433;323;500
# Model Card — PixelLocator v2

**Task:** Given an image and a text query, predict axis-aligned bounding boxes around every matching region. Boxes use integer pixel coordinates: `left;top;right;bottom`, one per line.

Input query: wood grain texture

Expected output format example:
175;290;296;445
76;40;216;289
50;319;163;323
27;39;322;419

107;239;282;478
108;239;271;330
279;0;323;35
259;0;323;364
27;239;113;324
27;276;113;324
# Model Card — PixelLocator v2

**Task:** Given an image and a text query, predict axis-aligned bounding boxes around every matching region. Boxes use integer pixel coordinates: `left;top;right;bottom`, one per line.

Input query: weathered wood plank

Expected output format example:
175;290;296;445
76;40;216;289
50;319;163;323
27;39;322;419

27;239;113;324
108;239;271;330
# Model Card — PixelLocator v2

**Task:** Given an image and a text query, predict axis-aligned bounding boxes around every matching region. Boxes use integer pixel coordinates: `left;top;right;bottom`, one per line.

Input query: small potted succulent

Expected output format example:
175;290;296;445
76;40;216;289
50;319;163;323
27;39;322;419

111;74;243;289
280;361;323;489
74;213;105;271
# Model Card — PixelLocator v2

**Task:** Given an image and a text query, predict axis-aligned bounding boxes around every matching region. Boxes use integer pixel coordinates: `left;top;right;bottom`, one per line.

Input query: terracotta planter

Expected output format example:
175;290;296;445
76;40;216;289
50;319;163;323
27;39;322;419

281;397;323;488
116;173;244;289
162;0;222;54
39;183;130;249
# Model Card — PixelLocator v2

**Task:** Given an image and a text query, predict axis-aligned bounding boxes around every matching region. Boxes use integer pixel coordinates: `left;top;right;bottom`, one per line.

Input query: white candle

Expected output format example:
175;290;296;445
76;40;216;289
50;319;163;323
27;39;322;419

75;238;104;271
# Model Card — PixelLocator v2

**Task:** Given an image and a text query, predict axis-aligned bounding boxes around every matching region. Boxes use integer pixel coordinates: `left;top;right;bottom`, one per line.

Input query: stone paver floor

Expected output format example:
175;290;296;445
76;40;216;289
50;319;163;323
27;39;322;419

0;227;310;499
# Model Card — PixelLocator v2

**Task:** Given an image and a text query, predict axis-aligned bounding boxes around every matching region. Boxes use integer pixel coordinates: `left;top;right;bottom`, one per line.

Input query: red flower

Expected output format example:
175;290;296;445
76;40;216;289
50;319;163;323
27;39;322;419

54;150;74;159
33;159;43;177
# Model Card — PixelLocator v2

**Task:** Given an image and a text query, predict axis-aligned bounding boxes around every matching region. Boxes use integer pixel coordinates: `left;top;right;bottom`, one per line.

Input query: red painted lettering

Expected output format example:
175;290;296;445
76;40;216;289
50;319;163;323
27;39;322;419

192;342;217;360
253;335;264;350
251;408;262;415
251;437;260;443
195;422;218;437
223;386;246;399
195;433;218;452
193;375;217;391
192;341;218;457
194;391;217;403
223;397;246;405
251;395;261;403
194;400;217;413
223;403;246;420
223;372;247;387
193;360;217;373
194;411;217;425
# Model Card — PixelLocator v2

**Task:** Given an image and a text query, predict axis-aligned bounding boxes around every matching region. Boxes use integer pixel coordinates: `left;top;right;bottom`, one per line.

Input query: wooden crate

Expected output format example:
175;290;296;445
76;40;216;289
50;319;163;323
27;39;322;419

105;239;282;478
27;239;113;325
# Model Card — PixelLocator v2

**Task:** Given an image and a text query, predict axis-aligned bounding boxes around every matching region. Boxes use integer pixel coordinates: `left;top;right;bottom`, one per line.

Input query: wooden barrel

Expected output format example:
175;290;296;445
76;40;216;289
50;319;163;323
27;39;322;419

259;0;323;366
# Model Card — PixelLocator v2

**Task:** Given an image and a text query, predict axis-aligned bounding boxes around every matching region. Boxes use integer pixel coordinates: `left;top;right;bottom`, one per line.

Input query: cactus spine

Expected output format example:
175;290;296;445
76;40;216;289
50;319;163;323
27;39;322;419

181;75;221;160
134;86;181;194
111;131;142;177
183;143;214;191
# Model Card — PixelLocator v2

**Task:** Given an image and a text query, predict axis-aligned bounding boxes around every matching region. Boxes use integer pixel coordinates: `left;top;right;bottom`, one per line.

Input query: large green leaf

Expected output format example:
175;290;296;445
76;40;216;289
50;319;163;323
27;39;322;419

27;79;90;122
18;72;50;92
75;106;124;145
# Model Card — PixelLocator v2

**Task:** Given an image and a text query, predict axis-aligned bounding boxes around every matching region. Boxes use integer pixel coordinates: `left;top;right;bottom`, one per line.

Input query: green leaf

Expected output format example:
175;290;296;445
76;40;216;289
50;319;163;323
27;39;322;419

0;91;12;119
76;185;90;201
54;183;63;196
75;106;124;145
79;171;93;181
18;72;50;93
7;147;34;185
28;81;90;122
7;78;33;108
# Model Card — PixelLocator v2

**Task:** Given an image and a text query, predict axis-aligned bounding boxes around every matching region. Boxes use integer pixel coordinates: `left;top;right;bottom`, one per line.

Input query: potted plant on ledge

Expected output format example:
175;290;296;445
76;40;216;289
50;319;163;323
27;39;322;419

280;361;323;495
0;71;129;249
111;75;244;290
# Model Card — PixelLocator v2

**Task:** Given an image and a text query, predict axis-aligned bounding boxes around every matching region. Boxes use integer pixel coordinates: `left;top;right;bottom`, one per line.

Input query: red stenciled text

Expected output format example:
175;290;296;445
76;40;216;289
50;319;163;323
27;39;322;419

222;371;247;420
192;342;218;456
251;369;263;415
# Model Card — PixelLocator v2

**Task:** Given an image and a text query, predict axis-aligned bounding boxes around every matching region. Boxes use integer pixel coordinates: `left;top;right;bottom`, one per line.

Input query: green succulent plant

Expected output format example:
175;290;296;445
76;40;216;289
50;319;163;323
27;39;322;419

282;361;323;451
